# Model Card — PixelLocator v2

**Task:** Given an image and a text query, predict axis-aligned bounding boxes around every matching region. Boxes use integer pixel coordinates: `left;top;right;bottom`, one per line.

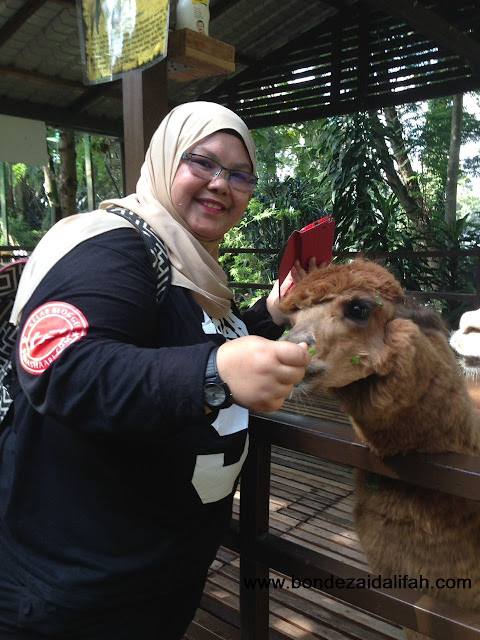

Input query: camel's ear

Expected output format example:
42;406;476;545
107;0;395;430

374;317;423;379
394;297;449;337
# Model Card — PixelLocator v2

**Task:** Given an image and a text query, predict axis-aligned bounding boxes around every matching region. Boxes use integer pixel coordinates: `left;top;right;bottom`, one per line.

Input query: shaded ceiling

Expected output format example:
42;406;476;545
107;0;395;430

0;0;479;138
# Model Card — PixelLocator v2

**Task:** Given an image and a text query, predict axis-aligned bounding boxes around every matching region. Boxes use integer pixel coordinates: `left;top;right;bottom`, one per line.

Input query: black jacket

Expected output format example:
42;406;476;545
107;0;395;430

0;228;283;607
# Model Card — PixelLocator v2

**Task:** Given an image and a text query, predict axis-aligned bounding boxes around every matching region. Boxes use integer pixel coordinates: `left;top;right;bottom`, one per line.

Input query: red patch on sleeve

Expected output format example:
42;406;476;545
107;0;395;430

19;302;89;375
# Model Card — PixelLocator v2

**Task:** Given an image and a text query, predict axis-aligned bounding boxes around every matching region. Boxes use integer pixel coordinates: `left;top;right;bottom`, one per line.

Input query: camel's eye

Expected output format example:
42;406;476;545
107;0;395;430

465;327;480;335
344;300;372;321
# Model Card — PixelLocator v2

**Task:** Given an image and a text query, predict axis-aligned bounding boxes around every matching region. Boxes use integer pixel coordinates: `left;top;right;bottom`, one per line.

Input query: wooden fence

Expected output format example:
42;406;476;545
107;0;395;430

221;248;480;310
218;246;480;638
3;245;480;309
233;411;480;639
0;246;33;263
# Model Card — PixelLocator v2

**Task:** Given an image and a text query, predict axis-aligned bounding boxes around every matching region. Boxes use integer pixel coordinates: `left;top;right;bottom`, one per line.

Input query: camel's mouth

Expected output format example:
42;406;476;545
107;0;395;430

305;361;328;377
459;355;480;375
302;371;322;384
289;363;329;399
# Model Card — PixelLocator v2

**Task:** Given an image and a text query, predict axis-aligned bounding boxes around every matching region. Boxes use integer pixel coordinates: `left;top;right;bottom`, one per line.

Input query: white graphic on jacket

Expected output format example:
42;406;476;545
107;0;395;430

191;309;249;504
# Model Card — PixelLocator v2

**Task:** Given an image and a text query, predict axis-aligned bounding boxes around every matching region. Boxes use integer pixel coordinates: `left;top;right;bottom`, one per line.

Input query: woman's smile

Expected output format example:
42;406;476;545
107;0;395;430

197;198;226;213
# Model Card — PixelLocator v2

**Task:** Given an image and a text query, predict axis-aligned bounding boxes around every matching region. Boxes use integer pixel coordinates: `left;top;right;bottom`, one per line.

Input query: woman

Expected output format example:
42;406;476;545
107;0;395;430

0;102;311;639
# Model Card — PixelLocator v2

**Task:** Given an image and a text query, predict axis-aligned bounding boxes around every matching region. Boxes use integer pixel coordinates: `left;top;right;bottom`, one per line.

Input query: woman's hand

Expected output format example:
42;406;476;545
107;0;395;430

266;257;324;325
216;336;311;412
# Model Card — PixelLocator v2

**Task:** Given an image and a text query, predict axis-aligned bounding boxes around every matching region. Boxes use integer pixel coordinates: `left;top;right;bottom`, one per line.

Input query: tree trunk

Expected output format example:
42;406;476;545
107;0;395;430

368;111;428;228
43;154;63;224
445;93;463;226
5;165;14;214
383;106;424;212
12;179;26;222
58;130;77;218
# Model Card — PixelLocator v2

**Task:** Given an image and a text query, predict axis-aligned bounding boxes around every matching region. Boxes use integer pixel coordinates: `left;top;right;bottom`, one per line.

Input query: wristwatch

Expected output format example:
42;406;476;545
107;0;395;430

204;348;233;410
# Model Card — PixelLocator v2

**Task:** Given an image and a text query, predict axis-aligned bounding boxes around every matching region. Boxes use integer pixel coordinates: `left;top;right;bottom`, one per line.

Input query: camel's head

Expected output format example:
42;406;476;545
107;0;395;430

450;308;480;379
279;260;445;395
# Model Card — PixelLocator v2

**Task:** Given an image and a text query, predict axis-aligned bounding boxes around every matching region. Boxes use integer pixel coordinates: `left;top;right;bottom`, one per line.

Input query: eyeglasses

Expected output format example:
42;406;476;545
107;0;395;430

181;152;258;193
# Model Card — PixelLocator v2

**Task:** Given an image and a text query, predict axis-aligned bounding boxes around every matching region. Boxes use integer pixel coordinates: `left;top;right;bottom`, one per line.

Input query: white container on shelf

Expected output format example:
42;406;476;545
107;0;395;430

175;0;210;36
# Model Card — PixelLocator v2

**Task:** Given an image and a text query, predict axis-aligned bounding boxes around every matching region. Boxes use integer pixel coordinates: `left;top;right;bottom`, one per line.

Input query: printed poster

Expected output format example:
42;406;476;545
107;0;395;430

77;0;169;84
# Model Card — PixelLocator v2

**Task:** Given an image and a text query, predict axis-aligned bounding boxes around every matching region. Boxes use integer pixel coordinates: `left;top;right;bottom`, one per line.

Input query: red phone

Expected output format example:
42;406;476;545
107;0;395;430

278;215;335;287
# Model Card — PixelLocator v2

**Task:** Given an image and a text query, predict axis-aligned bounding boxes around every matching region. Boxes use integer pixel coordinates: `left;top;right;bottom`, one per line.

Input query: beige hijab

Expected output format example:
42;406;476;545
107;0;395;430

11;102;257;324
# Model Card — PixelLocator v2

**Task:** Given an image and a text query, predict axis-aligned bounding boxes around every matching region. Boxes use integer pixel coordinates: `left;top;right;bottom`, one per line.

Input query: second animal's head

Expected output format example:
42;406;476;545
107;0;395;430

279;260;447;394
450;308;480;379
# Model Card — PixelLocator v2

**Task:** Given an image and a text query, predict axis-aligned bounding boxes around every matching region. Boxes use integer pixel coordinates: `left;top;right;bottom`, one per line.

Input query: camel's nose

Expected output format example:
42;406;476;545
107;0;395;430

280;330;315;349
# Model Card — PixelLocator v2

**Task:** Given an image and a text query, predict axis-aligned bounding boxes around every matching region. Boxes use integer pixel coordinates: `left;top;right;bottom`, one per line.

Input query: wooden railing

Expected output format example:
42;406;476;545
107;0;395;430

3;246;479;309
221;248;480;309
0;246;33;263
234;411;480;639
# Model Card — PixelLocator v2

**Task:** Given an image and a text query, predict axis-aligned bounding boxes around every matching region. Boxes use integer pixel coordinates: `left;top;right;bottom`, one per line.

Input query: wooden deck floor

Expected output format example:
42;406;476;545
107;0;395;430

184;394;404;640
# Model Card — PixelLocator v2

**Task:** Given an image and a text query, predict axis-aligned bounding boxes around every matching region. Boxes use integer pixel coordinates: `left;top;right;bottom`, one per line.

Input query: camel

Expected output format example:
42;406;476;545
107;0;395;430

450;307;480;414
279;259;480;640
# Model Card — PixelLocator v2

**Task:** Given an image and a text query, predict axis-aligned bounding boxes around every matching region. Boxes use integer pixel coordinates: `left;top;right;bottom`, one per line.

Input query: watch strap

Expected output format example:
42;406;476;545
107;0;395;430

204;347;233;409
205;348;219;381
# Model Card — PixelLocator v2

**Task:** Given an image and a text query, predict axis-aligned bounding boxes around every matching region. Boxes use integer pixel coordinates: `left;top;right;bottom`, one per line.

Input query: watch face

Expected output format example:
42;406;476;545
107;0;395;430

204;382;227;407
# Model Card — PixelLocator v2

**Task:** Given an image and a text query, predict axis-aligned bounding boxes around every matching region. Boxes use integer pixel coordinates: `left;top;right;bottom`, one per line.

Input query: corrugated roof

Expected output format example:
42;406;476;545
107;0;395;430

0;0;479;137
205;1;480;128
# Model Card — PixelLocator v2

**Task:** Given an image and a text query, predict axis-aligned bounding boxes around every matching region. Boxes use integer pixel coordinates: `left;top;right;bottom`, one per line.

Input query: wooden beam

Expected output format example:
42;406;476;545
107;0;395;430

204;10;342;94
0;67;121;116
0;65;85;91
209;0;243;21
240;74;480;128
0;97;122;137
0;0;48;47
122;59;169;195
69;82;121;115
309;0;349;9
357;5;370;102
48;0;76;7
362;0;480;71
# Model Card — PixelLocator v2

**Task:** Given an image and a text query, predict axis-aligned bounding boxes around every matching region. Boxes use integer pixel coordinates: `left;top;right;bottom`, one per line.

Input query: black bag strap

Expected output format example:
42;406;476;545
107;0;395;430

106;206;171;305
0;208;171;426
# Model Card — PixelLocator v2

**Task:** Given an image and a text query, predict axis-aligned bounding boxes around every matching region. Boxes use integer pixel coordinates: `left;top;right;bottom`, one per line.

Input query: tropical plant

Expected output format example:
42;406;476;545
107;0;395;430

223;93;480;317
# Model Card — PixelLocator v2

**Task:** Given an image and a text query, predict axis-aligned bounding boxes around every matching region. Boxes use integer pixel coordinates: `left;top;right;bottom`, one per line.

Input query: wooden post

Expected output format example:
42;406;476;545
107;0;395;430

122;59;169;196
0;162;8;244
239;430;271;640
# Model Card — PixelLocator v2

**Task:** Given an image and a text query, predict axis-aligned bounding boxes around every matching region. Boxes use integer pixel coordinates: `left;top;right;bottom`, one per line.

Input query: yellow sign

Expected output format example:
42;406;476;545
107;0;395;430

78;0;169;84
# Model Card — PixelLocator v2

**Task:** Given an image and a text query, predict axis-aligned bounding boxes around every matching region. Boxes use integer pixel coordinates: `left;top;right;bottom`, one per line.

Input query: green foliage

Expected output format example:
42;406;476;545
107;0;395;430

12;164;28;186
76;135;123;211
458;184;480;221
220;173;330;308
313;114;394;252
225;95;480;319
220;199;289;307
0;162;50;246
1;93;479;324
403;94;480;217
1;129;124;248
5;217;46;247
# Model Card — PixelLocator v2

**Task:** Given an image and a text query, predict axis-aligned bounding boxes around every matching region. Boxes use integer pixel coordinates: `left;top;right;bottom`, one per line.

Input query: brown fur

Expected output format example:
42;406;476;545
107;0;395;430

280;260;480;640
